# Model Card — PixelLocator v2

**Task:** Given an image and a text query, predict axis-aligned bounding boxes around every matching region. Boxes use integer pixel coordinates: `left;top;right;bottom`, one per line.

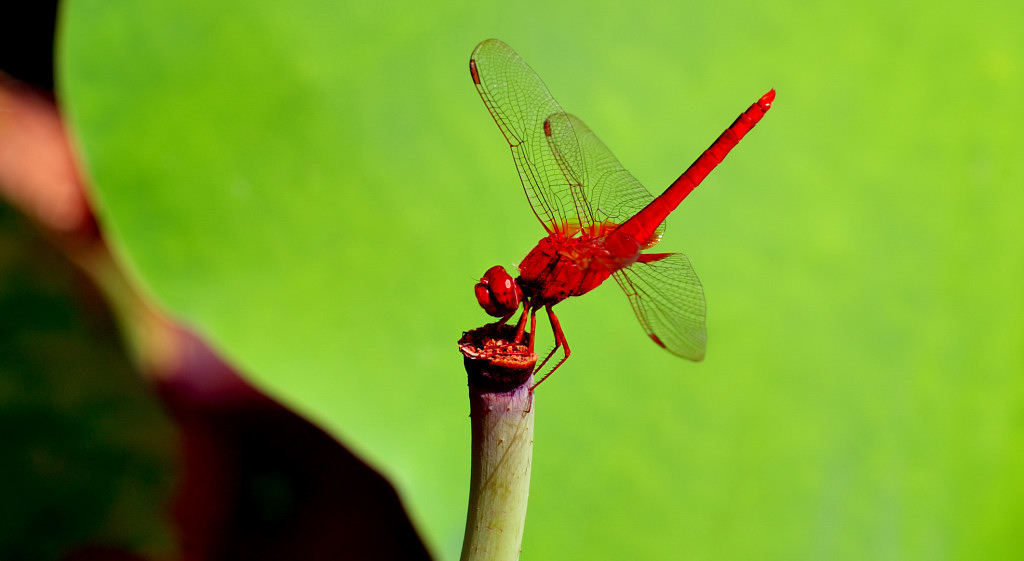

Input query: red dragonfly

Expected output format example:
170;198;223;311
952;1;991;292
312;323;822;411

470;39;774;387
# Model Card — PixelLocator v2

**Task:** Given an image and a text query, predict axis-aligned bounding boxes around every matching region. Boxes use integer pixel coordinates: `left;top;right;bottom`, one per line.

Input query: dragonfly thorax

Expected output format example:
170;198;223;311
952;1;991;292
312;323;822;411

517;233;640;307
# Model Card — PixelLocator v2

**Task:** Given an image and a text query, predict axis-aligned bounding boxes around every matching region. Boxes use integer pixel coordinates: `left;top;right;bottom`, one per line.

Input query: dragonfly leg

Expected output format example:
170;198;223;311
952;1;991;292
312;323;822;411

495;309;516;328
534;325;561;375
512;303;530;345
531;304;570;390
527;306;538;353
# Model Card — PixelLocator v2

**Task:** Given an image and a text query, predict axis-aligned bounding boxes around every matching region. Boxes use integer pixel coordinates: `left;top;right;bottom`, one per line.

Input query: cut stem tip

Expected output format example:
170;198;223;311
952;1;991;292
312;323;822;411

459;323;537;393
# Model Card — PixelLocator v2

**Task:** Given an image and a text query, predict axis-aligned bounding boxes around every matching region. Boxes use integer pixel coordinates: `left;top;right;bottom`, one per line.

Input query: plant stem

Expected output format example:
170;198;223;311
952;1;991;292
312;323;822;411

458;324;537;561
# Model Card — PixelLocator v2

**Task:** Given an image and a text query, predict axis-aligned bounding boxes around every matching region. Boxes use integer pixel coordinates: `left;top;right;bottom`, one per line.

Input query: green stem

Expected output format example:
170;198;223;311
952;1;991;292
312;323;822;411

459;325;537;561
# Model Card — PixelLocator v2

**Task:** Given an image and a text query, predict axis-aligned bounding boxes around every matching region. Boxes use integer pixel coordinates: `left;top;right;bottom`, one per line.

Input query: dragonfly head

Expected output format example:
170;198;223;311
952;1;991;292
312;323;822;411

475;265;522;317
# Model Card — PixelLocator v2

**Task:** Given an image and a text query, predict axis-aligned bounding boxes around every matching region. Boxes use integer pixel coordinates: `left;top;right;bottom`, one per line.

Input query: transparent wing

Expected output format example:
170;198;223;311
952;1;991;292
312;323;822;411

470;39;586;236
545;112;667;247
612;252;706;360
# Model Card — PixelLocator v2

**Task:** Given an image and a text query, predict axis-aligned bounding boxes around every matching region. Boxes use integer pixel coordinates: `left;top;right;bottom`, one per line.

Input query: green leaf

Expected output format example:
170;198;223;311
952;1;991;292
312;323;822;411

60;0;1024;559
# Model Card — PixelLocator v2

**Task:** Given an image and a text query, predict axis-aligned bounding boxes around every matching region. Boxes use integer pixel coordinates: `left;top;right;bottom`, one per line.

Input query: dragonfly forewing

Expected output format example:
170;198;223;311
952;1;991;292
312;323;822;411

470;39;586;236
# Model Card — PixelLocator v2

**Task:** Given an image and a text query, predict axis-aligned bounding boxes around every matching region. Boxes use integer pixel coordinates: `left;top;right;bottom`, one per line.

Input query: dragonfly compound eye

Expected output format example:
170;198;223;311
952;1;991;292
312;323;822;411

475;265;521;317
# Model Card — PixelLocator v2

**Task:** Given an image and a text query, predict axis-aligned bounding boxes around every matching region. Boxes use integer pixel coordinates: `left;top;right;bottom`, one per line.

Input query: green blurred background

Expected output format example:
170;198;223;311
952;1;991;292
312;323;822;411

51;0;1024;558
